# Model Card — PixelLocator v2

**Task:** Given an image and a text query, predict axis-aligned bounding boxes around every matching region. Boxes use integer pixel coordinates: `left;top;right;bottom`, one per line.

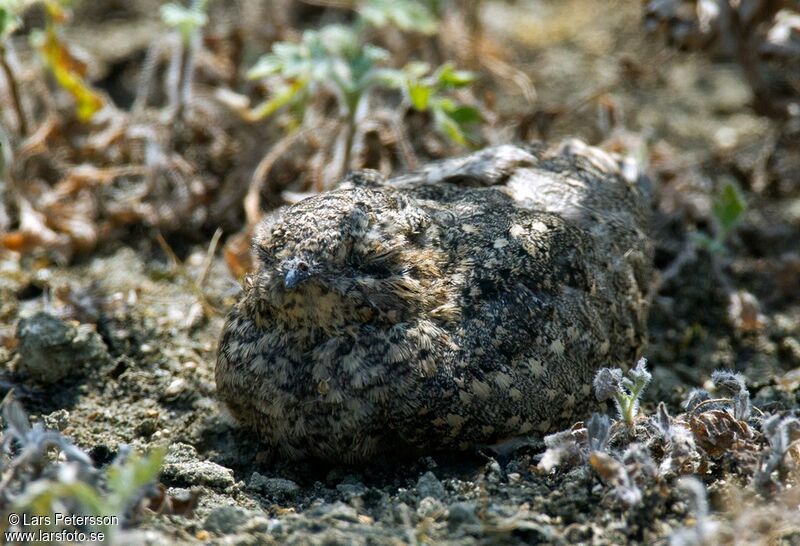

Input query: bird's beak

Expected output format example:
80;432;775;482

284;267;311;289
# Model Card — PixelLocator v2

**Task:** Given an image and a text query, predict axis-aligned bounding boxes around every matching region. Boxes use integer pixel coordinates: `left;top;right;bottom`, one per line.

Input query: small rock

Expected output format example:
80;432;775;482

166;442;199;461
162;459;235;490
185;302;206;330
335;475;367;499
336;481;367;499
165;378;188;398
447;501;480;531
485;459;503;483
204;505;251;536
248;473;300;501
417;497;445;519
43;409;70;431
416;471;445;500
162;443;235;490
16;312;109;383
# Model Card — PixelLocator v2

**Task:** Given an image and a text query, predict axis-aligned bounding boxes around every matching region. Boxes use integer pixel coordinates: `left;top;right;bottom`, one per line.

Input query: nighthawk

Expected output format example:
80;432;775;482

216;140;653;462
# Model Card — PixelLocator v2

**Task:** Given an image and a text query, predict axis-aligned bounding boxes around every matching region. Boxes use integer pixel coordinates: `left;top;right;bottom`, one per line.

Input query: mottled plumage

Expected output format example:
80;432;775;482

216;141;653;462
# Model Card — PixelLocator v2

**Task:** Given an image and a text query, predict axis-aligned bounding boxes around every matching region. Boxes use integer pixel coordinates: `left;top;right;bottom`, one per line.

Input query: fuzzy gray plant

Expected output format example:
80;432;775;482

753;415;800;494
594;358;652;427
669;477;720;546
0;398;95;505
0;395;166;539
711;370;751;421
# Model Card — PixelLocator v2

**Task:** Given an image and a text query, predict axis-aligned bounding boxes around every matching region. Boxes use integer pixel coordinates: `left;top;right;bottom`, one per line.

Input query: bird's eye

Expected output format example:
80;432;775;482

297;261;309;272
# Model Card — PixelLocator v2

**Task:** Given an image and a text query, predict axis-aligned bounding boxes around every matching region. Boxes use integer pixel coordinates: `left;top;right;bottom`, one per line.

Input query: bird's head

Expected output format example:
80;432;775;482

247;186;458;329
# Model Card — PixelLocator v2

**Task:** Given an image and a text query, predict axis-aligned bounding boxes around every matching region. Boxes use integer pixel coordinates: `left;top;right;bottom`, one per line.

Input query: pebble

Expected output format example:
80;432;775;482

416;497;445;519
204;505;251;536
309;501;360;523
335;475;367;499
485;460;503;483
415;471;445;500
447;501;480;531
162;443;235;490
16;312;110;383
165;378;188;398
248;473;300;501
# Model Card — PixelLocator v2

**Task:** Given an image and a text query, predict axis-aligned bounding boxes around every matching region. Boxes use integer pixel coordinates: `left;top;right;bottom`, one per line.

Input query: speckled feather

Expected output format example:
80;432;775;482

215;141;653;462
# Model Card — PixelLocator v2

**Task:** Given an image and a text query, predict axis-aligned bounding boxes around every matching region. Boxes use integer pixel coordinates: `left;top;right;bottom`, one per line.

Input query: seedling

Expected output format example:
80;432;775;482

670;477;720;546
695;178;747;254
159;0;209;119
245;6;482;181
378;61;482;146
160;0;208;45
753;415;800;495
594;357;652;428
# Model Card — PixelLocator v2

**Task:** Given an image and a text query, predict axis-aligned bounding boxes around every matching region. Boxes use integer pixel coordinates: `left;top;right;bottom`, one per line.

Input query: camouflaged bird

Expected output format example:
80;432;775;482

216;140;654;462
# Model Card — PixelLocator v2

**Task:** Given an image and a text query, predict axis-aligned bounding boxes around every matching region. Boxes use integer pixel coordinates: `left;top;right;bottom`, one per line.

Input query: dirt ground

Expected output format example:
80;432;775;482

1;0;800;544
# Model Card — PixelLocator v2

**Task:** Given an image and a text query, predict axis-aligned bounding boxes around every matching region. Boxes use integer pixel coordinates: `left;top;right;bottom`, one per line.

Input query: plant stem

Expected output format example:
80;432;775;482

180;31;199;116
340;109;357;179
616;393;636;428
173;0;206;121
339;91;363;179
0;42;27;136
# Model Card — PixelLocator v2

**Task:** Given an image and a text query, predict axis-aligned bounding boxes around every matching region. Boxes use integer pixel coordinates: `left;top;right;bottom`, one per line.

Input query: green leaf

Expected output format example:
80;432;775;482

0;3;22;38
443;104;482;124
404;61;431;79
434;62;475;88
247;54;284;79
160;2;207;42
371;67;406;88
433;105;466;146
693;231;725;254
362;44;390;63
407;81;432;110
107;446;166;512
358;0;438;34
318;24;359;57
249;78;309;120
712;179;746;237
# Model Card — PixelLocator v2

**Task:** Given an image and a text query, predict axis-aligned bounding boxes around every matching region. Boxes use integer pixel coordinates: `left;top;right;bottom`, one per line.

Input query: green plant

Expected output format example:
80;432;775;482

696;178;747;254
160;0;208;45
159;0;209;120
379;61;482;146
1;399;165;540
357;0;438;34
593;358;652;428
245;7;482;180
13;446;166;539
